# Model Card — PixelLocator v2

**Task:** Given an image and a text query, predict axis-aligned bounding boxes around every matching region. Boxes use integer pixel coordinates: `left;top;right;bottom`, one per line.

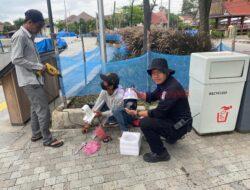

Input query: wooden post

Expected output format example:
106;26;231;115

215;18;219;29
240;16;245;35
227;17;231;27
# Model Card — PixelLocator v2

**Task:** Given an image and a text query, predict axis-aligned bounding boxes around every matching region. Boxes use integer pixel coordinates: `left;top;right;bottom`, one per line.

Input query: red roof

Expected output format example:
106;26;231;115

151;12;168;25
224;0;250;16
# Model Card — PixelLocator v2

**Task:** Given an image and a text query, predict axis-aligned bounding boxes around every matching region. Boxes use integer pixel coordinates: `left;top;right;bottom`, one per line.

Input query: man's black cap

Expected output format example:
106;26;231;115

25;9;45;23
147;58;175;76
100;73;119;86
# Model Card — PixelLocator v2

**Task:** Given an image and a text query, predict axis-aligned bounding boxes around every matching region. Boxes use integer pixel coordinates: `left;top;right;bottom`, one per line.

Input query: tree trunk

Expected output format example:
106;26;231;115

143;0;152;53
130;0;135;26
198;0;212;35
198;0;212;51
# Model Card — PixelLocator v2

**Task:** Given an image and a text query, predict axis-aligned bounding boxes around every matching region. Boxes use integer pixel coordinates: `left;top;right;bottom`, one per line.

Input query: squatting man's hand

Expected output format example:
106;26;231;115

94;111;102;118
125;108;148;117
125;108;137;116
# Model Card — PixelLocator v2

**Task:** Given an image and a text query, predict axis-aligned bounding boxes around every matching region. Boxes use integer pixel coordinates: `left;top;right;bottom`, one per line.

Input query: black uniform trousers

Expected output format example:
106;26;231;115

140;117;188;154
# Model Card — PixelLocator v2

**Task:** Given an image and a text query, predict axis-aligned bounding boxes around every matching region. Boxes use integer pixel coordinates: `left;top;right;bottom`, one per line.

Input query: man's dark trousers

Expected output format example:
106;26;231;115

140;117;188;154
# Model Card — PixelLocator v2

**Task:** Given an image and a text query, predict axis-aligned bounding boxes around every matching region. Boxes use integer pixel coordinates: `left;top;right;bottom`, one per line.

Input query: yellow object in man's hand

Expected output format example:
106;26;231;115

36;63;62;77
45;63;61;77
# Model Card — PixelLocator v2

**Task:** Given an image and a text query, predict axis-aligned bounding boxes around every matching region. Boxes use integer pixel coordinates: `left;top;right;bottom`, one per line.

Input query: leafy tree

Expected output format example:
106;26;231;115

181;0;198;16
79;18;87;33
169;13;181;28
56;20;66;31
68;22;79;34
13;18;25;29
3;22;15;33
117;5;143;28
105;18;113;30
86;19;96;32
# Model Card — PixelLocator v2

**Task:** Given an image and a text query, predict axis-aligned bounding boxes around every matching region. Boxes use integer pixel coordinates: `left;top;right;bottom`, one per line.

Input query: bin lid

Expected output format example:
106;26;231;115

190;51;250;84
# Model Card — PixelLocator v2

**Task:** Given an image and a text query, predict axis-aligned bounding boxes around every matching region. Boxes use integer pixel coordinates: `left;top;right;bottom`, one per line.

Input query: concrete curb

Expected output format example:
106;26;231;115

51;105;148;129
52;107;85;129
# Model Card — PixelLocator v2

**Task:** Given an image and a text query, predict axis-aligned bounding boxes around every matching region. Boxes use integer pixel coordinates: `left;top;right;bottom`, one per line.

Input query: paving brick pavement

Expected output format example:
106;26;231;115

0;125;250;190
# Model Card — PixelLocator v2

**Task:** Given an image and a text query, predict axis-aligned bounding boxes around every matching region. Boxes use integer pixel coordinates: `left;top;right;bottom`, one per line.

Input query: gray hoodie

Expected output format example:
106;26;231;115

92;86;124;117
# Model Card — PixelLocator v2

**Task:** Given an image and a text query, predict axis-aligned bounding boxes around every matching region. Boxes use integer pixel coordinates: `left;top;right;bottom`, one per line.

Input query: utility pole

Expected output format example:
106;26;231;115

167;0;170;29
97;0;107;72
47;0;54;34
63;0;68;31
46;0;67;108
113;1;116;30
96;12;99;32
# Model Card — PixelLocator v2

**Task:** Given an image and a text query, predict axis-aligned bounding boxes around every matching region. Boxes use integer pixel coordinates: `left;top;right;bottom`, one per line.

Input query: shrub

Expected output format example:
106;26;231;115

210;30;224;39
118;27;212;56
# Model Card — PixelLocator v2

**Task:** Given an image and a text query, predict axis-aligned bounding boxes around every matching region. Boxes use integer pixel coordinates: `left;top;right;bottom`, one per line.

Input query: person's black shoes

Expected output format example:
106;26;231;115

143;150;171;163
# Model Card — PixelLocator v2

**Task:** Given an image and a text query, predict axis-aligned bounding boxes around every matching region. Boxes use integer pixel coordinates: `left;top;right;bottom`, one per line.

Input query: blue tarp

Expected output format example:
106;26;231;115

57;30;77;38
36;34;46;38
0;35;6;39
97;34;122;43
185;29;198;36
57;38;68;49
59;44;117;97
35;38;67;53
215;42;232;51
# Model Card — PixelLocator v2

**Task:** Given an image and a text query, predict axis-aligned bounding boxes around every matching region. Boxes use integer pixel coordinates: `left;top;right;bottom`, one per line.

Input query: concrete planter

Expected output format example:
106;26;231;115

52;107;85;129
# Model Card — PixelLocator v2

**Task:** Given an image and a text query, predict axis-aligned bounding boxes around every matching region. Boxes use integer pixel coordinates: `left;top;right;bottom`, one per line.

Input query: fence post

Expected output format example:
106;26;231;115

80;34;87;85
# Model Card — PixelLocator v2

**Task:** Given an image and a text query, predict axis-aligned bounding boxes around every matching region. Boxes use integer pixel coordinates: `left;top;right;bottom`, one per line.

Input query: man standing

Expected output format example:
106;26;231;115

126;58;192;162
11;9;63;147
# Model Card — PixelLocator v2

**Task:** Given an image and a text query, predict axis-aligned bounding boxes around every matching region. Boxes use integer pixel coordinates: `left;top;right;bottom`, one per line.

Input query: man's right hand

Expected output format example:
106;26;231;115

41;65;47;72
94;111;102;118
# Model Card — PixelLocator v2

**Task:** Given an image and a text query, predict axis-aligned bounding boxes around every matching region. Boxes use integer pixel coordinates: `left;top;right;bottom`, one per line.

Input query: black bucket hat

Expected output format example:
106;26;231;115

147;58;175;76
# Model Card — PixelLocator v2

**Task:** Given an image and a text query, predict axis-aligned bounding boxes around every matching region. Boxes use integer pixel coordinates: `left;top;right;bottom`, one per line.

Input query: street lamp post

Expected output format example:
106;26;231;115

97;0;107;73
46;0;67;108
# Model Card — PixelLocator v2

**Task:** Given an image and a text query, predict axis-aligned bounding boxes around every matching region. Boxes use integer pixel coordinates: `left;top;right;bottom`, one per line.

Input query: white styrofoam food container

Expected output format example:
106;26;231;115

120;132;141;156
82;105;95;124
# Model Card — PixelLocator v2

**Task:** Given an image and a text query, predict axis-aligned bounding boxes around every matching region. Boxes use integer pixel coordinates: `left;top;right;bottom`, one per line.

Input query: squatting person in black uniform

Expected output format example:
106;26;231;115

125;58;192;163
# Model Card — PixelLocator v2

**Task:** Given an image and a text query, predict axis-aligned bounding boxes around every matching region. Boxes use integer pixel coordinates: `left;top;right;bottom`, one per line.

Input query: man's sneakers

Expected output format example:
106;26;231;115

143;149;171;163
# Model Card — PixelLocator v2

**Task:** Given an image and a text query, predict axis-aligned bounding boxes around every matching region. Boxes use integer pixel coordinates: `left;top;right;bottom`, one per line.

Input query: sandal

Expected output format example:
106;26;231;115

31;135;43;142
82;125;91;134
44;139;64;148
103;136;112;143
